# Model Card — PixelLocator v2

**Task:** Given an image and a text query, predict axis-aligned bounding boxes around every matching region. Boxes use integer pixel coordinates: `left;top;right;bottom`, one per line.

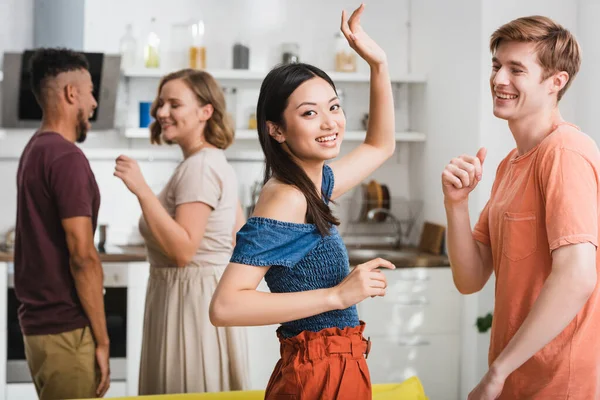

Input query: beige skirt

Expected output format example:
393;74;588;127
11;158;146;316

138;265;250;395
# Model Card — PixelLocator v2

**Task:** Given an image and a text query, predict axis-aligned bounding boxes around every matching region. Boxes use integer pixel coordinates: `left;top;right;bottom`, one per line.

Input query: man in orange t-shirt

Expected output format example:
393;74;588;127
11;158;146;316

442;16;600;399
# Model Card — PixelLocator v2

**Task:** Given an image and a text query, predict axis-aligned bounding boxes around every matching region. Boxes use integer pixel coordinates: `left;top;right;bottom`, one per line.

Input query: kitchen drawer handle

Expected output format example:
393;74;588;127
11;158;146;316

396;298;429;306
396;338;431;347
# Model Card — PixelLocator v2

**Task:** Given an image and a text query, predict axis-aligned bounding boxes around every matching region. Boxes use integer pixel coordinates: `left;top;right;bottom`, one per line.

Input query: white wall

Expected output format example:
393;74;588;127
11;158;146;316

0;0;33;63
574;0;600;142
410;2;483;397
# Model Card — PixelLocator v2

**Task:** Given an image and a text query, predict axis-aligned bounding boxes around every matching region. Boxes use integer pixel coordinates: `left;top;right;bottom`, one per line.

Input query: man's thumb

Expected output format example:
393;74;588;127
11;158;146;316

476;147;487;165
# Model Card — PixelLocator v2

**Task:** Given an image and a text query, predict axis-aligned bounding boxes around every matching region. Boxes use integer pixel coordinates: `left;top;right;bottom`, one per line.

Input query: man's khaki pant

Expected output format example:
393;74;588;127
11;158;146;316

23;326;99;400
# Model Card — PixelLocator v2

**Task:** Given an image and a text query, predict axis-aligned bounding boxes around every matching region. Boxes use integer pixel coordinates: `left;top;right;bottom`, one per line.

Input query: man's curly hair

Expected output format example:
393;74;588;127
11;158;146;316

28;48;89;104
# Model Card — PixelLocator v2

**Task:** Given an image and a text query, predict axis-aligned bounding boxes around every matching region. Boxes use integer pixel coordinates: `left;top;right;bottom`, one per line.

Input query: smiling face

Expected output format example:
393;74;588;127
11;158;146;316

271;77;346;162
154;78;212;144
490;40;565;122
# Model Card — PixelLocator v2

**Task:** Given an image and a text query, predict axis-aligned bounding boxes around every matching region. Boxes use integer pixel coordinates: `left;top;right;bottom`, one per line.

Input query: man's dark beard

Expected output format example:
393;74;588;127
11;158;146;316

76;109;88;143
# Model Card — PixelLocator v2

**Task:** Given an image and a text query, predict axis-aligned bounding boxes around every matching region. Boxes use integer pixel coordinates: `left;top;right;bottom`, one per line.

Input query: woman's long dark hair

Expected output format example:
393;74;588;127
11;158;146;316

257;63;340;236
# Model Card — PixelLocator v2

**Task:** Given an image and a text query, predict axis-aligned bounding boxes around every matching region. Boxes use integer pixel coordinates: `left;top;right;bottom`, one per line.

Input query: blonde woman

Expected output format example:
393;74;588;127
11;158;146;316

114;69;248;394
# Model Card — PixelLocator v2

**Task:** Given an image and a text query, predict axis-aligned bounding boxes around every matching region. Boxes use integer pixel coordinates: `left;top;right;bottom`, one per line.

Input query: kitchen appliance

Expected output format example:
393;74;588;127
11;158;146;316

1;51;120;130
6;263;128;384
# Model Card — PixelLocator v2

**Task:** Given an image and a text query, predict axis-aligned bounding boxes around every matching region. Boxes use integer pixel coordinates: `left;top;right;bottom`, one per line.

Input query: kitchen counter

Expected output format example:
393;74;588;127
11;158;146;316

346;246;449;268
0;245;148;263
1;245;448;268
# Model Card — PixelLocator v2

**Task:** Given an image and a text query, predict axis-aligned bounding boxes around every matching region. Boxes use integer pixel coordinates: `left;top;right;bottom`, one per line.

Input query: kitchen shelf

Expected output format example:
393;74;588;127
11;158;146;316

122;128;426;142
121;68;427;84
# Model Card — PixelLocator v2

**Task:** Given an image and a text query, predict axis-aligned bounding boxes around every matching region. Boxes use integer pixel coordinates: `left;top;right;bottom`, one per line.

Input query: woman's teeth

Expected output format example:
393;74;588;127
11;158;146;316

316;134;337;143
496;92;518;100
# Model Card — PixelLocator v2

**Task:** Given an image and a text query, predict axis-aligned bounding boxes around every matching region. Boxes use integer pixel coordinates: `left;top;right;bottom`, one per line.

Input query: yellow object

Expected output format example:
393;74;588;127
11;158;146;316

144;45;160;68
99;377;427;399
189;46;206;69
248;113;257;130
144;18;160;69
373;378;429;400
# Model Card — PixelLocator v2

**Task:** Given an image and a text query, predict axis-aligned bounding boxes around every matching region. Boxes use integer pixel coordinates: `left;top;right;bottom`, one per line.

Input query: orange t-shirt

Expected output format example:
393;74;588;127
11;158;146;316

473;122;600;399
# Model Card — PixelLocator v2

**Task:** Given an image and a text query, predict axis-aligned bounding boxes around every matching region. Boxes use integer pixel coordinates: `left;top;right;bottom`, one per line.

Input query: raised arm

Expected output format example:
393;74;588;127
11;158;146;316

329;4;396;200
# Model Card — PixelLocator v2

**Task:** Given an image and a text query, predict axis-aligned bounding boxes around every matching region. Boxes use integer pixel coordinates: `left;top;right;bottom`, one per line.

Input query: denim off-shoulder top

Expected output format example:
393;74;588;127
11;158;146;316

230;164;360;338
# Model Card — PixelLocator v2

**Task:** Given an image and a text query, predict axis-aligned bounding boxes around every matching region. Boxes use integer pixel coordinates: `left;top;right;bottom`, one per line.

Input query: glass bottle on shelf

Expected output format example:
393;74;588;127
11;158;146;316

189;19;206;69
222;87;237;128
144;17;160;69
119;23;137;71
334;32;356;72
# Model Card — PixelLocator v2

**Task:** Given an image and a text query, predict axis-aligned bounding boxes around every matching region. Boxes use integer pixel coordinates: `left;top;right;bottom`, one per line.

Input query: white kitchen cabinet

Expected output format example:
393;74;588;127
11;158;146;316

367;333;460;400
358;267;461;400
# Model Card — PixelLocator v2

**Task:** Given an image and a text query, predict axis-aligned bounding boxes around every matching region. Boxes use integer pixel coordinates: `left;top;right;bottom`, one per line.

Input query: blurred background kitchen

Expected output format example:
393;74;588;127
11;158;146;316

0;0;599;399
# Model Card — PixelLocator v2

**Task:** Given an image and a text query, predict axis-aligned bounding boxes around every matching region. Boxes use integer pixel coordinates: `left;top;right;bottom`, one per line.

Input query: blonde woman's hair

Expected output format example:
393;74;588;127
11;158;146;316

149;69;234;148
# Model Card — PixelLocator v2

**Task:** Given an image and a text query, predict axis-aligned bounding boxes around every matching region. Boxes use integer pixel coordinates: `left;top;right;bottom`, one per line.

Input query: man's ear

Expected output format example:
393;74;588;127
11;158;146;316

550;71;569;96
64;83;77;105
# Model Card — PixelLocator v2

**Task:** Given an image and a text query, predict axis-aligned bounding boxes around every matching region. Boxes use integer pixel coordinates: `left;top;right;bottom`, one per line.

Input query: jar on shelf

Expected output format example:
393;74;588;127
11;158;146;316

248;113;257;130
334;32;356;72
189;19;206;70
233;41;250;70
281;43;299;64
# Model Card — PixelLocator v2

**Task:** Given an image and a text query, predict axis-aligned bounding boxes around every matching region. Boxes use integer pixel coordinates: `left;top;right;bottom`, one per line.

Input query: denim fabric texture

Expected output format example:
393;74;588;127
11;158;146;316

230;164;360;337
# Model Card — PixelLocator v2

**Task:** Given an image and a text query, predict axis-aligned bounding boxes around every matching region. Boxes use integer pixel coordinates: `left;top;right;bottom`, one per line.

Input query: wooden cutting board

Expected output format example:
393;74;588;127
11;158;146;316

418;222;446;255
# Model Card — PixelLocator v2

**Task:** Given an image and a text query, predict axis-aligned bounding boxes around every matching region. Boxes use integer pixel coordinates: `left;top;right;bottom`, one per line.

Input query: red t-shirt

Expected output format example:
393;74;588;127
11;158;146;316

14;131;100;335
